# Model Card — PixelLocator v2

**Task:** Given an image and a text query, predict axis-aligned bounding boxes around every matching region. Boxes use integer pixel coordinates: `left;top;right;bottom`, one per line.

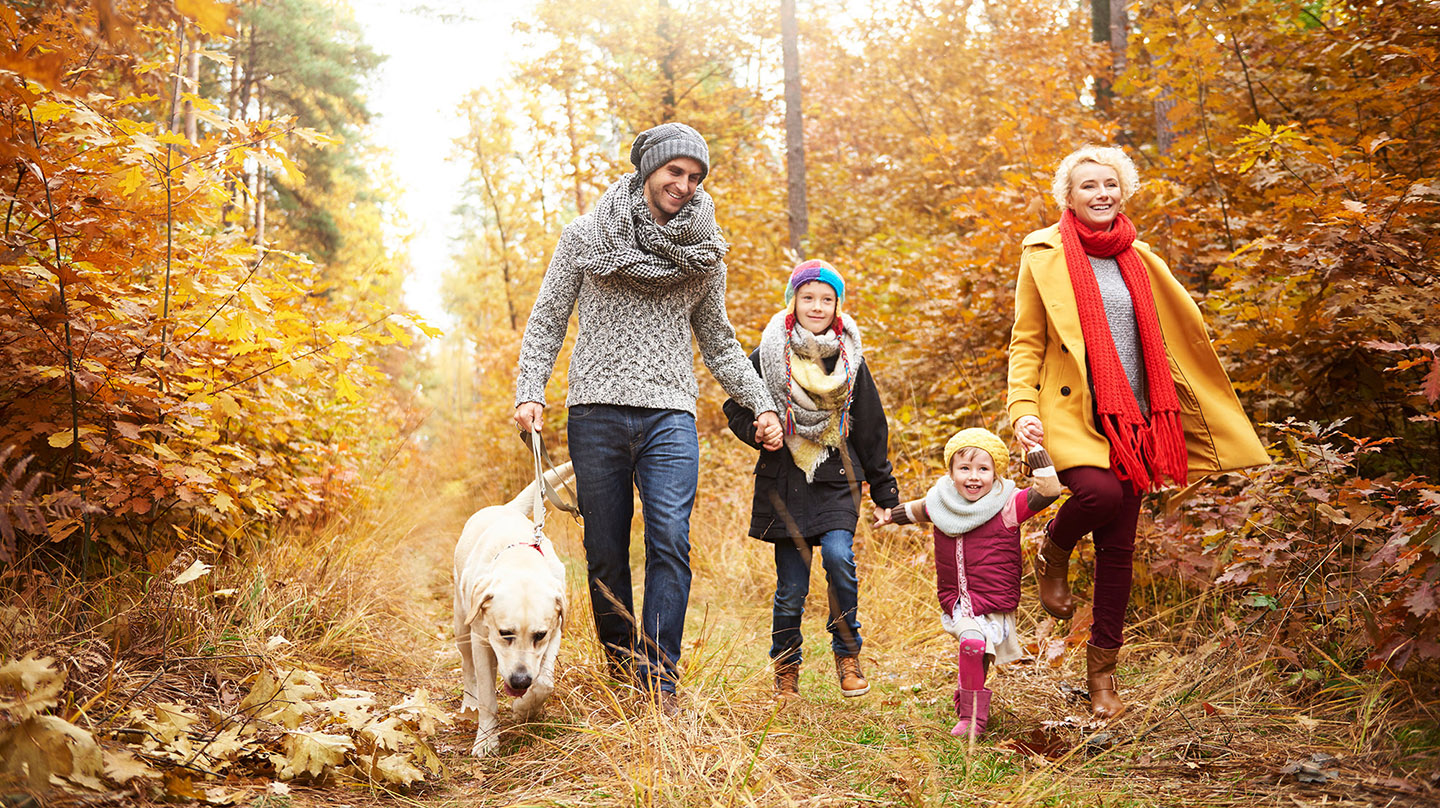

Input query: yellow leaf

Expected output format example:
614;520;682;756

239;669;324;729
317;693;374;730
0;715;103;790
212;490;235;514
388;688;451;736
371;753;425;786
276;150;305;186
118;165;147;196
406;314;444;339
172;559;212;585
151;702;200;743
47;430;74;449
29;99;70;123
152;442;182;462
103;749;160;784
358;715;409;751
334;374;361;403
175;0;236;37
280;730;353;779
0;653;65;720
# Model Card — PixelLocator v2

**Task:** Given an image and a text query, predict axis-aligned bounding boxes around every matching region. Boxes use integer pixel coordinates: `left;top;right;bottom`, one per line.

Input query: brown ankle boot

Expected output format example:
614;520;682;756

1085;643;1127;720
775;661;800;698
1034;521;1075;619
834;654;869;697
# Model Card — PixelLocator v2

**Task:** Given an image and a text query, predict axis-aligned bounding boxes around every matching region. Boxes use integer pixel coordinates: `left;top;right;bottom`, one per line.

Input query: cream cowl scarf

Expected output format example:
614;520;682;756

758;310;862;481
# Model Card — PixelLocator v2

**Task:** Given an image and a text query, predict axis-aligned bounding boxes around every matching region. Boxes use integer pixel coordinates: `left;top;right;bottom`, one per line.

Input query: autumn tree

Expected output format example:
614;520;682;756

0;0;427;565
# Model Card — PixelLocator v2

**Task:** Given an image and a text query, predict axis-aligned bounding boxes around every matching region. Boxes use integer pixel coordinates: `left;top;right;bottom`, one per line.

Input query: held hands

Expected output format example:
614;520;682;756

1014;415;1045;449
872;506;893;528
514;402;544;434
755;411;784;451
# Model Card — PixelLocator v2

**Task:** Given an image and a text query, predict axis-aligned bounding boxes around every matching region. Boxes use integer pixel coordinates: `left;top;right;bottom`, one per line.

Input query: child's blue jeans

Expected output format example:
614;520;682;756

771;528;863;665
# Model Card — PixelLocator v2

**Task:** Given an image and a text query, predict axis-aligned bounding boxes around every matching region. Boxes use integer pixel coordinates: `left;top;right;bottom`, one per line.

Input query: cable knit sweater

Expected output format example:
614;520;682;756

515;219;775;416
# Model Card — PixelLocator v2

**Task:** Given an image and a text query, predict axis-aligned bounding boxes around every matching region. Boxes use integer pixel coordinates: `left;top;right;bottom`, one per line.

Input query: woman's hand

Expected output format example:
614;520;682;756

1014;415;1045;449
515;401;544;434
872;506;893;527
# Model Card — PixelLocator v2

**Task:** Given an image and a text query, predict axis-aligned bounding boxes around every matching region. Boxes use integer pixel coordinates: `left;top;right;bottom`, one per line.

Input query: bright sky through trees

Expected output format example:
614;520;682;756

351;0;539;328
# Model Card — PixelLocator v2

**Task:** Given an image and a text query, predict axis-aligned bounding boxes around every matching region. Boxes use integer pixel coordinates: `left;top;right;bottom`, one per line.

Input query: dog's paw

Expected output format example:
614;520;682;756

471;729;501;757
512;701;546;724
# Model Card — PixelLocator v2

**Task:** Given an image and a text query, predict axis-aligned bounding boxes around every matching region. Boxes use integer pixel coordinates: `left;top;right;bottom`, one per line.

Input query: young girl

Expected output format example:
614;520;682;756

881;428;1062;737
724;259;900;699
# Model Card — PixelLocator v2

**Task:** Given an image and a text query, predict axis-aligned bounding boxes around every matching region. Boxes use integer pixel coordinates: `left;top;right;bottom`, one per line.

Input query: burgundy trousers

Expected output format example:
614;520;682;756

1050;466;1142;650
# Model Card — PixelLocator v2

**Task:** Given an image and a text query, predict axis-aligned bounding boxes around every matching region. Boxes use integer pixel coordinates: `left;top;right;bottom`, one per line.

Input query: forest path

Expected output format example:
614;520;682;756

275;477;1424;808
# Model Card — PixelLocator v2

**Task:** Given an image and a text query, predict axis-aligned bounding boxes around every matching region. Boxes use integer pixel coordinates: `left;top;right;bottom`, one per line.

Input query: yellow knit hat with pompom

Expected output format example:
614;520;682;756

943;428;1010;478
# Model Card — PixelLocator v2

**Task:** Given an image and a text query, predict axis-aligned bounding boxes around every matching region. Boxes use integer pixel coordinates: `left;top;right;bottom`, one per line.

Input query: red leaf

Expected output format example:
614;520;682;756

1421;359;1440;404
1404;584;1436;618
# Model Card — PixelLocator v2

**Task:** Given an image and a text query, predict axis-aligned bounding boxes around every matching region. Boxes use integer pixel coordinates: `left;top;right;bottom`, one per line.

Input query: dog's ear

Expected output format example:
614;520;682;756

464;577;493;626
553;592;566;627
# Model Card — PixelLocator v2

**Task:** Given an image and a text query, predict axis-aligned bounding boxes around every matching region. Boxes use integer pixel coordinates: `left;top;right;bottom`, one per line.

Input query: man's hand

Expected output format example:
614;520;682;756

515;402;544;434
1014;415;1045;449
755;411;784;451
872;506;893;528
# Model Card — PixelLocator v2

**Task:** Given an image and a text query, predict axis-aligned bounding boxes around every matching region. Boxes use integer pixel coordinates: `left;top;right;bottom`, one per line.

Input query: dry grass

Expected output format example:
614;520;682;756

4;435;1438;807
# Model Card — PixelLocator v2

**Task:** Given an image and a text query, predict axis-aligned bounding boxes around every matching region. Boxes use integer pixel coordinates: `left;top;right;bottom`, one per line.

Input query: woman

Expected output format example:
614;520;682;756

1007;146;1268;719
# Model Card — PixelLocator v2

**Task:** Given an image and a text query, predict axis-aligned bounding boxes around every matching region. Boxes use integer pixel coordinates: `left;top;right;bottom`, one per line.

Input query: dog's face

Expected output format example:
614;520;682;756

466;576;564;697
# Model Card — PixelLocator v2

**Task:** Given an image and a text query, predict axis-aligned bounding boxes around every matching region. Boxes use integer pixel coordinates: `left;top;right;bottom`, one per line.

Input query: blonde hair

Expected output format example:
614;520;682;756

1051;146;1141;212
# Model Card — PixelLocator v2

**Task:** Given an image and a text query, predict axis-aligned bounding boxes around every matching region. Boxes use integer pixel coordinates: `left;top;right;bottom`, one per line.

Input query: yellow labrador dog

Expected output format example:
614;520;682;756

454;461;574;756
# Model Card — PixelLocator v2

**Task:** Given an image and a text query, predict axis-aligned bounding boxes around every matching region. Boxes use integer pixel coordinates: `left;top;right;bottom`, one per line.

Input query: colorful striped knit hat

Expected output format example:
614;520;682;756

784;259;845;310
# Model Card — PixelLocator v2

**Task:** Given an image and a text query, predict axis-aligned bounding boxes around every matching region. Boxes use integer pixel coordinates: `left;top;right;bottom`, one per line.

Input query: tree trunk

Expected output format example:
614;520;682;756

1154;92;1176;155
224;21;242;224
254;87;266;245
1090;0;1127;112
781;0;808;260
474;141;519;332
168;21;187;134
564;83;585;214
1109;0;1128;72
184;47;200;142
658;0;676;118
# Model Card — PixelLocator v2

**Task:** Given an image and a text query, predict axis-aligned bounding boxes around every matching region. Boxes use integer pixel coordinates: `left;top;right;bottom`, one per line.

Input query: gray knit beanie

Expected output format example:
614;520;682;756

630;122;710;183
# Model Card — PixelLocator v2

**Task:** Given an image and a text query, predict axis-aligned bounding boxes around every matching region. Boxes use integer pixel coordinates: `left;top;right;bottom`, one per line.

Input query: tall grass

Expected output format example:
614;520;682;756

4;430;1436;806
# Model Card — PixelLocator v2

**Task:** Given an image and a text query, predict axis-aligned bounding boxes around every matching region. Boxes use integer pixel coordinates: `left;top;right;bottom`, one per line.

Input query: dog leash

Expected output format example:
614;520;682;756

524;429;580;541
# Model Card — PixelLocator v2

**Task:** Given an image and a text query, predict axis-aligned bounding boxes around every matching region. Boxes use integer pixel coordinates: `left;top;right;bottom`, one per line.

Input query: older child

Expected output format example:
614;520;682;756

724;259;900;699
881;428;1062;738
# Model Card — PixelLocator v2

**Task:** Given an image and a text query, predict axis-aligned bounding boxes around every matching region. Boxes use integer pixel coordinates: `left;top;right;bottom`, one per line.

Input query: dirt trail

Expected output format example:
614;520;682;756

276;481;1432;808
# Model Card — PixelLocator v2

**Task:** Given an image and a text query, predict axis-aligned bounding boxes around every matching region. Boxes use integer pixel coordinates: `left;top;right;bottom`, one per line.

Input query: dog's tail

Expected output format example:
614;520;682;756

508;460;577;520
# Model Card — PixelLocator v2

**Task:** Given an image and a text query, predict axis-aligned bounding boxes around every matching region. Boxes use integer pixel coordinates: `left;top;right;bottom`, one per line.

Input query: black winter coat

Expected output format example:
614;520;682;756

723;349;900;542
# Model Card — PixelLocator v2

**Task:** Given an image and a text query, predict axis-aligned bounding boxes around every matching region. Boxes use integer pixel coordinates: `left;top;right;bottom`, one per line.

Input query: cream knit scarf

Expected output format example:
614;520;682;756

758;310;862;481
924;477;1018;537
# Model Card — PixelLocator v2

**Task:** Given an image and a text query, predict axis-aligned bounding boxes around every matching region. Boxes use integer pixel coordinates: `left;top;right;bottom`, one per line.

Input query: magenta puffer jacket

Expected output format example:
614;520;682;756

934;489;1042;618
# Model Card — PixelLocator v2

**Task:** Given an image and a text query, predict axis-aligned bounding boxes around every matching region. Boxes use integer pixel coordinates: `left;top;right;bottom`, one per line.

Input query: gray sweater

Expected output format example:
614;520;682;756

515;221;775;417
1088;254;1149;414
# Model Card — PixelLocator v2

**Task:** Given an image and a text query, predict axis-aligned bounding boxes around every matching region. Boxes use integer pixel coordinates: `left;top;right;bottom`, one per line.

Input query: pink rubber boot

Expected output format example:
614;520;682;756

952;637;992;738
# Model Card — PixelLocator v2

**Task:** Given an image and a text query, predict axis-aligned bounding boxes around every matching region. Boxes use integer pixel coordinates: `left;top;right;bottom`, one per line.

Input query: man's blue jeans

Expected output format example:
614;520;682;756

771;528;863;666
568;404;698;694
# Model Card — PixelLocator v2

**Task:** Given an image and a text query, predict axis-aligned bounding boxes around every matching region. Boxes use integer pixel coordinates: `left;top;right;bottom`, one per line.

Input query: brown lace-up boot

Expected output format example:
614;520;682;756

835;654;869;697
774;661;800;698
1034;520;1075;619
1086;643;1127;719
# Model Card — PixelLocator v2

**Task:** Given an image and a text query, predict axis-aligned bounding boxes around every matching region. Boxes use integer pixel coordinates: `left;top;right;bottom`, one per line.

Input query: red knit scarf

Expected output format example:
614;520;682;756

1059;209;1188;491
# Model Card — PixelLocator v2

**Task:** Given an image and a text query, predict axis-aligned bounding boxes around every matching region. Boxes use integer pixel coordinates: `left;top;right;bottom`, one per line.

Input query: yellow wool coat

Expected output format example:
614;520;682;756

1006;223;1269;480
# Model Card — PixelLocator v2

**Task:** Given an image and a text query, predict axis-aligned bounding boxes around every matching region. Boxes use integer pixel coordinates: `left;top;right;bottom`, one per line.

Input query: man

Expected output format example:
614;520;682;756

514;122;783;712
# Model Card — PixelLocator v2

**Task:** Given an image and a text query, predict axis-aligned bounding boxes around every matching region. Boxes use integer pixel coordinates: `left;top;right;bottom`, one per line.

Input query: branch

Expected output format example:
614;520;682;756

205;313;392;396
